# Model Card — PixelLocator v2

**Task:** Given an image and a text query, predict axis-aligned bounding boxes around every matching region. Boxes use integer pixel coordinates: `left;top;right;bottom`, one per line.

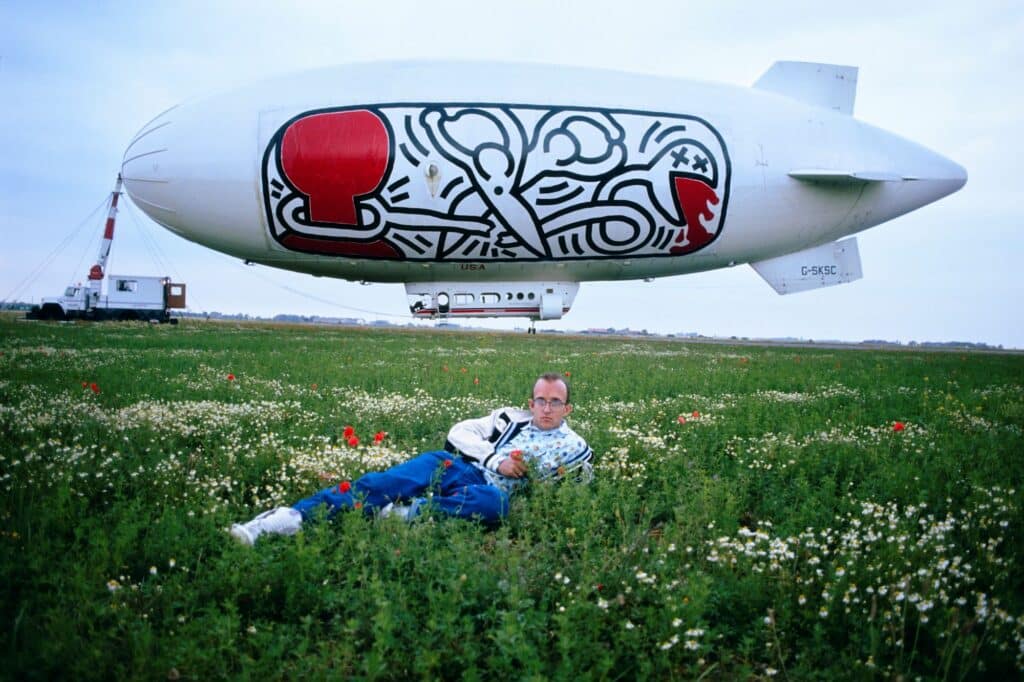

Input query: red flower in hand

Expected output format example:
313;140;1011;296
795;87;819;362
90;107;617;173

893;421;906;432
510;450;524;461
338;481;352;493
443;459;453;468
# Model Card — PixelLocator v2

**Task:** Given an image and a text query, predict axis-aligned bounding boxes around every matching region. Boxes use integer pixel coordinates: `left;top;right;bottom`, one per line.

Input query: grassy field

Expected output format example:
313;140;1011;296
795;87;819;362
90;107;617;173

1;316;1022;680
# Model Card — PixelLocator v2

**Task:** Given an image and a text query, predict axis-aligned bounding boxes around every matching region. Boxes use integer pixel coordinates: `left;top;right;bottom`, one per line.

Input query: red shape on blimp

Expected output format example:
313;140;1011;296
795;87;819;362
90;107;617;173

671;176;719;253
280;110;390;226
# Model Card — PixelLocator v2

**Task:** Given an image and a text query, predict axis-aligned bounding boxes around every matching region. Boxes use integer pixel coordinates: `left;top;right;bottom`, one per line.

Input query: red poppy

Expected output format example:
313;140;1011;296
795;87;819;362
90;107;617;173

347;436;360;447
692;410;701;418
460;367;467;373
893;421;906;432
442;365;449;372
510;449;524;461
81;381;87;388
353;502;363;510
473;377;479;385
311;383;318;390
677;415;687;424
343;426;355;439
373;431;386;444
90;382;100;394
338;481;352;493
227;373;235;381
564;371;571;377
443;459;453;468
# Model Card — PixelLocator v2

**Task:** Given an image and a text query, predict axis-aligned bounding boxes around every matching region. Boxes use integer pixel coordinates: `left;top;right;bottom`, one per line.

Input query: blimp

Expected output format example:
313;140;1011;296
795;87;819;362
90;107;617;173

121;61;966;325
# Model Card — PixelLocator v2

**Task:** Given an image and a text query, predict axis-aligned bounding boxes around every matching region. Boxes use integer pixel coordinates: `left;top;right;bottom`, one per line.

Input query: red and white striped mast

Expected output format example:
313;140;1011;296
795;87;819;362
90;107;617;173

87;174;123;297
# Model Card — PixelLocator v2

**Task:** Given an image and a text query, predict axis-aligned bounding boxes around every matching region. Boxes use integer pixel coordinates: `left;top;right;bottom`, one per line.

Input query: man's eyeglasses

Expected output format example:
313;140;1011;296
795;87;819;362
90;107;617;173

532;398;565;409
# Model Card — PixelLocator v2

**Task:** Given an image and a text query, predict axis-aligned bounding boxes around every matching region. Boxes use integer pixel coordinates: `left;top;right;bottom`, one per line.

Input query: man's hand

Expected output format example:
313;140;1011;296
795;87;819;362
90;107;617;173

497;450;528;478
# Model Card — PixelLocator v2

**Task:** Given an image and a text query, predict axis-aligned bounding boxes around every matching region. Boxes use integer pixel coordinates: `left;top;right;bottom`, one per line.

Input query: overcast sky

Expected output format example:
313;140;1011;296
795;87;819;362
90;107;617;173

2;1;1021;347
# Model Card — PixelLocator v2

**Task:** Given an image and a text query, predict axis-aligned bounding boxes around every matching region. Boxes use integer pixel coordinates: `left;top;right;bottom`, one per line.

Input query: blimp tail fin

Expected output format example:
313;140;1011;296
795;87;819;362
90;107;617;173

788;169;906;183
754;61;858;115
751;238;863;295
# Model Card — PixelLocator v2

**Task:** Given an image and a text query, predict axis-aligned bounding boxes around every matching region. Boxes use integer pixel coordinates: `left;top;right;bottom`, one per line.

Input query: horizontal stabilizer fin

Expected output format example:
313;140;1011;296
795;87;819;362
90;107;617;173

789;169;906;183
751;238;862;295
754;61;858;115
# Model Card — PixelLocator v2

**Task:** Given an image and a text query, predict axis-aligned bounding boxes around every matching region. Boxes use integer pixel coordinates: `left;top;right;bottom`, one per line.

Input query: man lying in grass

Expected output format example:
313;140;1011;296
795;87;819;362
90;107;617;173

231;372;593;544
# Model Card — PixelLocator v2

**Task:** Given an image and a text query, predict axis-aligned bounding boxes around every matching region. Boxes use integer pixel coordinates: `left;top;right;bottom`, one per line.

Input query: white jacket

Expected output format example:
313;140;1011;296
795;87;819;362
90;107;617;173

444;407;593;487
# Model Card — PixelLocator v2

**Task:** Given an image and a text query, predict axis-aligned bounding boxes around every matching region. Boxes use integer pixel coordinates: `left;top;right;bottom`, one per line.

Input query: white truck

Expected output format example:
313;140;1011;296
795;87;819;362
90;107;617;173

29;276;186;323
27;175;187;323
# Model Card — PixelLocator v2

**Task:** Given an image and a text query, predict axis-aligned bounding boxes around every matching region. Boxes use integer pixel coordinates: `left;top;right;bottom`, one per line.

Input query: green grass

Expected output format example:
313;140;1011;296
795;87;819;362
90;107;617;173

1;316;1022;680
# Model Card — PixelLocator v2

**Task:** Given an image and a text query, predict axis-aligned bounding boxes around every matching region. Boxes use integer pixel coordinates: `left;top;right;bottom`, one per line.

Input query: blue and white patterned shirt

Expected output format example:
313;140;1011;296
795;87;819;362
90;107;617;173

446;407;593;493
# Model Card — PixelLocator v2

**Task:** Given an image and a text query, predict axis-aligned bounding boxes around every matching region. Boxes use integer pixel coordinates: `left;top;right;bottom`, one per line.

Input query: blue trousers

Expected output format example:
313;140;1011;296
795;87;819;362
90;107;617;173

292;451;509;524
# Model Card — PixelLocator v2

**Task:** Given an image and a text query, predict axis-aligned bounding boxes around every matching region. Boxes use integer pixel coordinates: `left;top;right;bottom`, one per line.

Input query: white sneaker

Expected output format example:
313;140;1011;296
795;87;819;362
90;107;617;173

380;498;422;521
380;502;412;520
230;507;303;545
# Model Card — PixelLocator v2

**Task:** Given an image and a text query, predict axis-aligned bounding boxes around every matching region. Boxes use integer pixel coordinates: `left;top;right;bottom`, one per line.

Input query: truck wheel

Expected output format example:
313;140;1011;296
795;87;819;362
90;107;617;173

41;304;66;321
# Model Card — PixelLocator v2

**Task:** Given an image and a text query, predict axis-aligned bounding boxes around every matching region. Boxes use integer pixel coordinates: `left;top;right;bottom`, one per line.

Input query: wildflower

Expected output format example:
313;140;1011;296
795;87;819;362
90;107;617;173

343;426;355;439
106;579;121;593
168;558;176;568
149;566;158;576
90;382;100;394
443;459;453;469
353;501;363;510
564;371;571;377
510;449;524;461
373;431;386;444
247;625;257;634
348;436;359;447
893;421;905;432
625;620;635;630
672;618;683;627
692;410;700;418
226;373;235;381
677;415;687;424
311;383;318;390
339;481;352;493
473;377;479;385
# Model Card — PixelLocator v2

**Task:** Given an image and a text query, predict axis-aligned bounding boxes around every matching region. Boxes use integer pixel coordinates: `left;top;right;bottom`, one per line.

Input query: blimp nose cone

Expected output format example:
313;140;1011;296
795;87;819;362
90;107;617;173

121;97;264;259
121;107;181;234
938;155;967;195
